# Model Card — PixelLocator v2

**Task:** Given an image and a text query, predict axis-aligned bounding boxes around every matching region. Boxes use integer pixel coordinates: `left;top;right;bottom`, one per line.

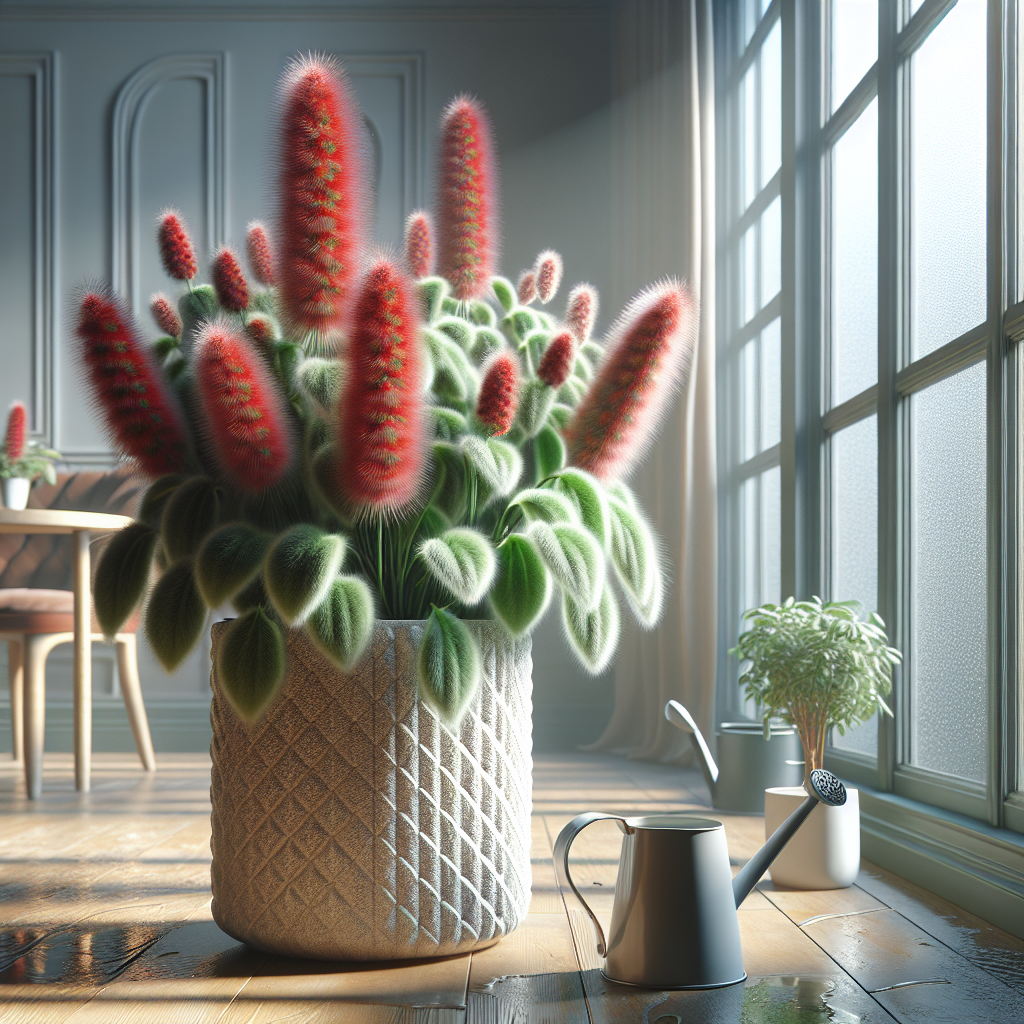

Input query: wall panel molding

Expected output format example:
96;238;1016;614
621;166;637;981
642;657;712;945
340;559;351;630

0;52;57;447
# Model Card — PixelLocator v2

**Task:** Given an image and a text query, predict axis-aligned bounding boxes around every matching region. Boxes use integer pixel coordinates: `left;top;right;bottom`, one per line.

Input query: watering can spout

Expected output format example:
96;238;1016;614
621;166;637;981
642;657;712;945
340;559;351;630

664;700;718;797
730;769;847;907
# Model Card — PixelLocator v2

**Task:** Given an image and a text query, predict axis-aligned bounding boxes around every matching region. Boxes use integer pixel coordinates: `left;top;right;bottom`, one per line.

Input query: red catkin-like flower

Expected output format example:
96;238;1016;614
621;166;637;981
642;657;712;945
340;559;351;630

476;351;520;437
537;331;575;389
338;259;426;514
277;55;366;344
404;210;434;278
246;221;276;286
534;250;563;304
5;402;27;462
437;96;499;301
76;291;189;477
565;283;598;344
212;247;249;312
195;319;293;491
517;271;537;305
566;281;697;482
150;293;182;338
157;211;198;281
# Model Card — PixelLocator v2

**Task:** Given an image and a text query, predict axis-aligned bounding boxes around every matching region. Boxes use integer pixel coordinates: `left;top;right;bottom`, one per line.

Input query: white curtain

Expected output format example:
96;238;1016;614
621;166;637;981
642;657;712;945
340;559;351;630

585;0;717;762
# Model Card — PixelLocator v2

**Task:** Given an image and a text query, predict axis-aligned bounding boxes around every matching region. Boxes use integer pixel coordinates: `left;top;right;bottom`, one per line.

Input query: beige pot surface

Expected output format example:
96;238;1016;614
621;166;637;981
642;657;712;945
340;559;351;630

209;619;533;961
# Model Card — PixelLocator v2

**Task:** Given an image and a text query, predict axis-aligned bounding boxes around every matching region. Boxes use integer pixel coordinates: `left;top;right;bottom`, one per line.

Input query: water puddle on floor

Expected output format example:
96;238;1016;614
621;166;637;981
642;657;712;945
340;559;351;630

739;977;861;1023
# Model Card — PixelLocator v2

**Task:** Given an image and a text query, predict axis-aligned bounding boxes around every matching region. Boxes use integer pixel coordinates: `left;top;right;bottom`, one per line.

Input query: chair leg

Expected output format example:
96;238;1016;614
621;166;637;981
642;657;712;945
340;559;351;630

8;638;24;764
115;634;156;772
23;635;52;800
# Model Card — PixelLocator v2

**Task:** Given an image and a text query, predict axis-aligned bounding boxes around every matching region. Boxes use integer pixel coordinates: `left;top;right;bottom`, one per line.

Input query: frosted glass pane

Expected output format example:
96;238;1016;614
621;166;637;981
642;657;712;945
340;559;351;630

742;476;759;612
741;339;757;462
743;222;757;324
761;465;781;606
832;100;878;407
911;0;987;359
831;0;877;114
743;63;757;210
911;362;988;782
761;20;781;187
761;196;782;305
761;319;781;451
830;415;879;757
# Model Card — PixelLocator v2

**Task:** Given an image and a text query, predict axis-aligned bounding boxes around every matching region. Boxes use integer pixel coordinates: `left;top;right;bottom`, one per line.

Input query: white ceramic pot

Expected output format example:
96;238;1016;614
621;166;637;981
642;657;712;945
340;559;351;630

209;618;533;961
1;477;31;510
763;785;860;889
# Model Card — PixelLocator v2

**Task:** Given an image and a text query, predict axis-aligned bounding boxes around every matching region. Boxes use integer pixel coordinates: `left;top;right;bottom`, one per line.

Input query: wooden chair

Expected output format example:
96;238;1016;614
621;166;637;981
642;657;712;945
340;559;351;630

2;471;156;776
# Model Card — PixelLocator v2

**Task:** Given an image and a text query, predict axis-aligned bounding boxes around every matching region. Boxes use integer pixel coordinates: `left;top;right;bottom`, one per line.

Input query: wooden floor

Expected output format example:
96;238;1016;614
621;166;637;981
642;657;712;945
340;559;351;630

1;754;1023;1023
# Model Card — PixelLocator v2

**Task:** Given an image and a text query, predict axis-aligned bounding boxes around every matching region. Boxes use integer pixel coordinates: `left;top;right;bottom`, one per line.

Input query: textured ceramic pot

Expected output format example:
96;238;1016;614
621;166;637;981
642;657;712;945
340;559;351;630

209;619;533;961
2;477;31;510
763;785;860;889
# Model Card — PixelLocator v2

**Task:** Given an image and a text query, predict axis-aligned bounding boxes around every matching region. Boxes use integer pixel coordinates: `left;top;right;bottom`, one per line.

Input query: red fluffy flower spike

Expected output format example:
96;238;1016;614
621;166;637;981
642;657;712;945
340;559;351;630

5;402;27;462
537;331;575;389
195;319;293;491
437;96;499;301
277;55;366;345
476;351;520;437
338;259;426;514
404;210;434;278
77;291;189;477
212;247;249;312
565;283;598;344
157;211;198;281
517;271;537;305
150;293;182;338
534;250;563;304
246;221;276;286
246;315;275;350
566;281;697;482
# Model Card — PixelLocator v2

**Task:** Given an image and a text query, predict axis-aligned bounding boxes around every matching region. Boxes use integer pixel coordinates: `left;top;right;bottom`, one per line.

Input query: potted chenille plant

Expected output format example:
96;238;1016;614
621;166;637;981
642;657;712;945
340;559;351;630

731;596;900;888
0;402;61;510
76;55;698;960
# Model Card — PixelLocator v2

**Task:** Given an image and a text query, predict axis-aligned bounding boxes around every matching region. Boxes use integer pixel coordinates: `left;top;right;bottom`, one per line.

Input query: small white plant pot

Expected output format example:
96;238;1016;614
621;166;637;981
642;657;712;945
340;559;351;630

2;477;31;511
764;785;860;889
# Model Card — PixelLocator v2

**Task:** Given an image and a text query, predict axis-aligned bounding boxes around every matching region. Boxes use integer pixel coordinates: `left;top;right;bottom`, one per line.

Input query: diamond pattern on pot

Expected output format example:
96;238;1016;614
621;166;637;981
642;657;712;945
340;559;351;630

209;619;533;960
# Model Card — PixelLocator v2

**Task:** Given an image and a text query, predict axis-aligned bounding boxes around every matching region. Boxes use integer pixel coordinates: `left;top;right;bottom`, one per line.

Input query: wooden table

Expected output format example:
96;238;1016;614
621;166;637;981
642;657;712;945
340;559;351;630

0;508;132;797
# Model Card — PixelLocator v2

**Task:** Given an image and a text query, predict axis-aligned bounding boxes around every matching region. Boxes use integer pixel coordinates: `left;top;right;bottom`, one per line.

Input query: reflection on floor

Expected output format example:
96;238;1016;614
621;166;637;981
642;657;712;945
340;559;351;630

1;752;1023;1022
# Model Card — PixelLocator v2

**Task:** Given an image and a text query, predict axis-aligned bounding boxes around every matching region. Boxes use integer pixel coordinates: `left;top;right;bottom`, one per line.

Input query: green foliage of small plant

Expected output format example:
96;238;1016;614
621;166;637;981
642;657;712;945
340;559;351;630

731;597;901;785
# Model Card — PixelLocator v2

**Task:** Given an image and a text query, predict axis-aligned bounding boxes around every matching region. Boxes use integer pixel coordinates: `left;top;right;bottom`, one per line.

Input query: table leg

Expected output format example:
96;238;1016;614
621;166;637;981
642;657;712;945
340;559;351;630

73;529;92;793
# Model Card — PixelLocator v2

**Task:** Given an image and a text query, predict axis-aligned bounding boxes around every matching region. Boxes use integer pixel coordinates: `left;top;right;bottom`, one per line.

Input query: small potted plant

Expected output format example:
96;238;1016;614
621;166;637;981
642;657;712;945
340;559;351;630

0;402;60;510
731;596;900;888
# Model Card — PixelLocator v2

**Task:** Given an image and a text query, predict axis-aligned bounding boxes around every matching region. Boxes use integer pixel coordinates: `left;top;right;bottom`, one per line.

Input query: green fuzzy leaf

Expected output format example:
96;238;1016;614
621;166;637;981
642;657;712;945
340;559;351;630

250;290;277;316
436;316;474;351
491;276;516;313
562;584;620;674
557;376;587;406
501;308;539;346
536;311;555;331
528;520;605;612
433;407;468;441
490;534;551;636
153;336;180;359
195;523;272;608
469;327;504;364
554;468;611;549
94;522;158;637
42;463;57;486
307;575;375;669
145;559;207;671
275;340;302;390
424;328;476;405
178;285;219;347
432;441;470;521
216;607;286;722
419;527;496;605
509;488;579;525
403;503;450;546
469;300;496;327
297;357;342;417
139;474;187;526
574;354;593;383
521;330;550;376
232;573;269;613
265;525;346;625
516;379;556;438
606;479;638;511
416;276;449;323
547;404;572;430
461;436;523;497
162;478;221;564
607;498;663;626
534;425;566;481
441;296;460;316
580;339;603;363
417;607;481;724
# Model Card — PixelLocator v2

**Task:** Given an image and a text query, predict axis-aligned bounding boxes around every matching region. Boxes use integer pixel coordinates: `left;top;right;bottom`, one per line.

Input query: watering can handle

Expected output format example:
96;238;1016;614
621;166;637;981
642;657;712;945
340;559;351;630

553;812;632;958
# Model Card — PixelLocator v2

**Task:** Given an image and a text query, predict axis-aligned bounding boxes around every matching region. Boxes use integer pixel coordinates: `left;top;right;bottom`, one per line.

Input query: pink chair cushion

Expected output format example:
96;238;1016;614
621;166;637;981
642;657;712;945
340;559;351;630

0;588;74;613
0;587;139;635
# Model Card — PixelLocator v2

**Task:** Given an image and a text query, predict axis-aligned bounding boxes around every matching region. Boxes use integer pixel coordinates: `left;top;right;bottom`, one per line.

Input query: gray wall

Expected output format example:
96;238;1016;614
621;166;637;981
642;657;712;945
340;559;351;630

0;0;615;754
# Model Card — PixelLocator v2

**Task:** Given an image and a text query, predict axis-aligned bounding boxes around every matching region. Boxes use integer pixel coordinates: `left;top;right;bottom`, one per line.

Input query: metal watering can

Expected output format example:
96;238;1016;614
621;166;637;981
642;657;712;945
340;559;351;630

554;769;847;989
665;700;804;812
